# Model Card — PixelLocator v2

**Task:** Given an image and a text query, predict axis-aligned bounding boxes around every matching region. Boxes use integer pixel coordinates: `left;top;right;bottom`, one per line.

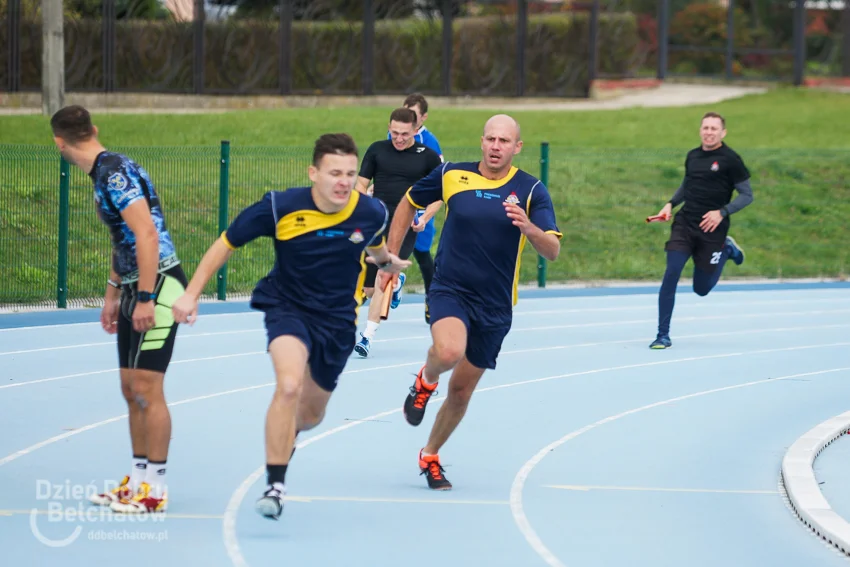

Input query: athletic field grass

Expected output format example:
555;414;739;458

1;87;848;305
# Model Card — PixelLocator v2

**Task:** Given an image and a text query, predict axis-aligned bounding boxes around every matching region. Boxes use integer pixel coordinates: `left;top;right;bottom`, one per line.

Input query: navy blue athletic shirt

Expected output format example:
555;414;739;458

222;187;389;324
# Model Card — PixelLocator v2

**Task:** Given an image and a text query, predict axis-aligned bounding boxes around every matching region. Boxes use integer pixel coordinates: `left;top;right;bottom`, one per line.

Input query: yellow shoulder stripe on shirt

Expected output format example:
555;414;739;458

444;166;518;203
276;191;361;241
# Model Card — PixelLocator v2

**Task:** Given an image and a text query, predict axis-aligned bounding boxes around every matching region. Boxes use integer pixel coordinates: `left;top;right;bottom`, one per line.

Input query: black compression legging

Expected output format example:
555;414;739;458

657;249;729;336
413;249;435;296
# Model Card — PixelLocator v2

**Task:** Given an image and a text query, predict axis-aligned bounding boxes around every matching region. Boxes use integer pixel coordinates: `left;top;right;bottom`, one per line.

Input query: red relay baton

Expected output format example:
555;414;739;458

646;213;670;223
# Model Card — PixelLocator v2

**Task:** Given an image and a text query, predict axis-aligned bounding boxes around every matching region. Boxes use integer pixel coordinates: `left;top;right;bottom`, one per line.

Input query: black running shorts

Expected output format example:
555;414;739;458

117;265;188;373
664;215;728;274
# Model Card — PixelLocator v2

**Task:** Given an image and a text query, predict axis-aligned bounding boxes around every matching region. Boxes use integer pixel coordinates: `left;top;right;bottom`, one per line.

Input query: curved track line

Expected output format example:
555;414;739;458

3;340;847;470
221;342;850;567
509;367;850;567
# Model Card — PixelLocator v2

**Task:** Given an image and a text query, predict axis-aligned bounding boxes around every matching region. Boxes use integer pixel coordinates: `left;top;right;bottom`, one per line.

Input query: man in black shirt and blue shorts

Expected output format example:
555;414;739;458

353;107;442;357
649;112;754;349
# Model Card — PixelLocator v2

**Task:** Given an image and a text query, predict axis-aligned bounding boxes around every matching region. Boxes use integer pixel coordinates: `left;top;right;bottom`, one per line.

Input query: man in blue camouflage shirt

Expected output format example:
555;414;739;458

51;105;187;515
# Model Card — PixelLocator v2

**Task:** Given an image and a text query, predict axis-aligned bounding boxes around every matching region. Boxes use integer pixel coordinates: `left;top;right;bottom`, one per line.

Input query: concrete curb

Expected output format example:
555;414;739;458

781;411;850;557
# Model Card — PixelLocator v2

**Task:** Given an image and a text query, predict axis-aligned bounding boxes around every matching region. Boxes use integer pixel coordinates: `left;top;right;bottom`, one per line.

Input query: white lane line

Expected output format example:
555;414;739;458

2;292;847;332
4;321;849;391
544;484;779;495
509;367;850;567
221;343;850;567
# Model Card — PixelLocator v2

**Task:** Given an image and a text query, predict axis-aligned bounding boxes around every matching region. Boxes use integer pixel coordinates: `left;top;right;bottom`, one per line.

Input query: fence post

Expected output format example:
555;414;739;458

725;0;735;80
792;0;806;85
537;142;549;288
217;140;230;301
57;157;70;308
842;1;850;77
657;0;669;80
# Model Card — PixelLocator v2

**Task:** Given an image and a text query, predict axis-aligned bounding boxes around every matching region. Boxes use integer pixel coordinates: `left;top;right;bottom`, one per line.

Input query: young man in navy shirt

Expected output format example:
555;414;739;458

172;133;410;519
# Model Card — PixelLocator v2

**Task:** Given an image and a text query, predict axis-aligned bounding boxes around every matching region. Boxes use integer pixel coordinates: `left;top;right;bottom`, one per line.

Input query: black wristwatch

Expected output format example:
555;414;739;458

137;291;157;303
376;260;393;270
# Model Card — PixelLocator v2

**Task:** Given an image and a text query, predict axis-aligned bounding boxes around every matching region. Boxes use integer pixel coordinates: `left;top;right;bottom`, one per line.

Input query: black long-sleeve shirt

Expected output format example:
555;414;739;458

669;143;753;224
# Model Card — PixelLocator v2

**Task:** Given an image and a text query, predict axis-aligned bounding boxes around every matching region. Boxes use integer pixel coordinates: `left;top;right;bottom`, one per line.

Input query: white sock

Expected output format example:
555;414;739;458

130;456;147;491
422;368;438;386
363;320;380;340
145;461;167;498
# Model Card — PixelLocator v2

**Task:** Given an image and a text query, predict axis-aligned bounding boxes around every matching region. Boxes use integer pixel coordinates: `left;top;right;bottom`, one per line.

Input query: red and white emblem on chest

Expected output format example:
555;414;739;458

710;161;719;172
505;192;520;205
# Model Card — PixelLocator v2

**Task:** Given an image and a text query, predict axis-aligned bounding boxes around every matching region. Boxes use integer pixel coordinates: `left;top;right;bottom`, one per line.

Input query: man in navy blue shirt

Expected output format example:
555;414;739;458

172;133;410;520
380;114;562;490
51;105;187;514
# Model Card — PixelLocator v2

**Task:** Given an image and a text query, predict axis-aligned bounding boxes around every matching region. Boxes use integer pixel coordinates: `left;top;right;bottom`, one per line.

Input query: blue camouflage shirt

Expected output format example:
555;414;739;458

89;151;180;283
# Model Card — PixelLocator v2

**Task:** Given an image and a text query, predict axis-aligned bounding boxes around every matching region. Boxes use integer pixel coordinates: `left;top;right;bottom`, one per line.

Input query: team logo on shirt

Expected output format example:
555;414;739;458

711;161;719;171
505;192;520;205
107;172;127;191
349;229;364;243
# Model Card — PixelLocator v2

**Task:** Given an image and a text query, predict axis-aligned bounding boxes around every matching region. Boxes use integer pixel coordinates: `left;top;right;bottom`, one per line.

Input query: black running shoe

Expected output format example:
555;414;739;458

419;450;452;490
404;367;437;426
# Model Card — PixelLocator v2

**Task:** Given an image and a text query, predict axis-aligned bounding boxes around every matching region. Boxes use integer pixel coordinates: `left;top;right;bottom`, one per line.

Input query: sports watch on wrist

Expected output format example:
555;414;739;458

137;291;157;303
376;260;393;270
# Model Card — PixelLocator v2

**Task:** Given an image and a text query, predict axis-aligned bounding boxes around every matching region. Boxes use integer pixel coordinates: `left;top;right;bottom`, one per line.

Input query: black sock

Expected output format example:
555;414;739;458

267;464;288;486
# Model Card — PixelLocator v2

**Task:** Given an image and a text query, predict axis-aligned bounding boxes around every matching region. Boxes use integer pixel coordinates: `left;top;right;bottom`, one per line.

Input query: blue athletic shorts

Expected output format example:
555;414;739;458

414;212;436;252
428;286;511;370
256;301;356;392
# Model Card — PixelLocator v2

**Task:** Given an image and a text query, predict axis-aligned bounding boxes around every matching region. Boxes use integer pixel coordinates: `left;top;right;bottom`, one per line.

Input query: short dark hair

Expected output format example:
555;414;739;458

389;107;417;125
702;111;725;128
312;133;358;167
403;93;428;115
50;105;96;144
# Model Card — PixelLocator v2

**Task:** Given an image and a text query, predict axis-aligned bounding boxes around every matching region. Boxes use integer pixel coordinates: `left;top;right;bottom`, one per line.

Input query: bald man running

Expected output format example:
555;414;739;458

378;114;563;490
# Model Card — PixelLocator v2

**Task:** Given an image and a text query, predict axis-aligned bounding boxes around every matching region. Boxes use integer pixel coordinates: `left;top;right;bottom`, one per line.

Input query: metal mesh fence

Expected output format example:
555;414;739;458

1;143;848;310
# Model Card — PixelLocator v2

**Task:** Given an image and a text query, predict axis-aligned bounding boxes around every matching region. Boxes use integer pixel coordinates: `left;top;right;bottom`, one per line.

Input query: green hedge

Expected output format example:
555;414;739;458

11;12;639;96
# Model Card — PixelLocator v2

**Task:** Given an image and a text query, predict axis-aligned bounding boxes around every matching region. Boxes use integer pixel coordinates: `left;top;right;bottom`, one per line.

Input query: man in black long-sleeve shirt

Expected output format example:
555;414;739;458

649;112;754;349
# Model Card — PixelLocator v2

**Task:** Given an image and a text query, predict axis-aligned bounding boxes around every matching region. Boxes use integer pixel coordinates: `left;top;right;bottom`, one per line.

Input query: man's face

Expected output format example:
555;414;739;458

700;117;726;149
309;152;358;208
389;120;415;150
406;104;425;131
481;123;522;172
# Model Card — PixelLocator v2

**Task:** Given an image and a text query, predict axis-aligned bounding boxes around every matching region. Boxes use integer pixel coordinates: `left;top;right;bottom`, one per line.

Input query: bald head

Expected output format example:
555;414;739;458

480;114;523;177
483;114;521;141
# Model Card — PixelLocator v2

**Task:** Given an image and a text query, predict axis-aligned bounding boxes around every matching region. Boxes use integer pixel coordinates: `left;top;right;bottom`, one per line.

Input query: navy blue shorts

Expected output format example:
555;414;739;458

428;287;511;370
258;302;356;392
